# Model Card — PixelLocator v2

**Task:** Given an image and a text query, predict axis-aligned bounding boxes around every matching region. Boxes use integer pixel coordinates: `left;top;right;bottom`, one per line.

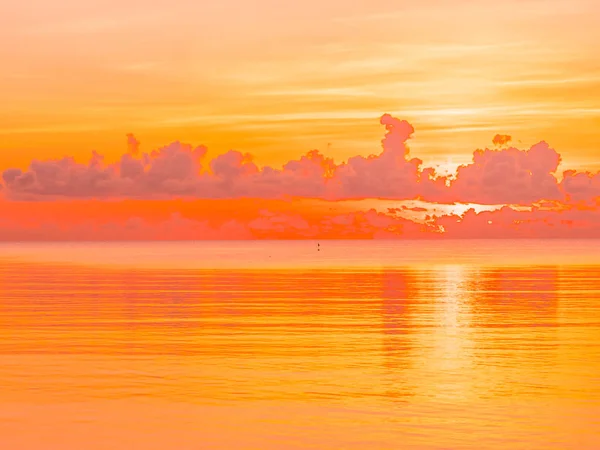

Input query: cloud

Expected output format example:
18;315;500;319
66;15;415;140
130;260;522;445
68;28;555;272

492;134;512;146
126;133;140;155
447;141;563;205
0;197;443;240
3;197;600;240
2;141;209;199
560;170;600;204
1;114;599;206
437;204;600;238
0;211;251;241
329;114;428;199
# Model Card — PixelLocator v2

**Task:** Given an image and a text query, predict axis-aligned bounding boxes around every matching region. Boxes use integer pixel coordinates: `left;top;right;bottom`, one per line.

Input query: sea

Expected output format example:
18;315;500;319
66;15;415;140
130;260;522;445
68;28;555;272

1;240;599;449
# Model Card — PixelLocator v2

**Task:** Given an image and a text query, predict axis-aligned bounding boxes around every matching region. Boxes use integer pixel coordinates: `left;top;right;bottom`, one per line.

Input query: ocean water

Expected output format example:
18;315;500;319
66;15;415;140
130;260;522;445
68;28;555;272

1;240;599;449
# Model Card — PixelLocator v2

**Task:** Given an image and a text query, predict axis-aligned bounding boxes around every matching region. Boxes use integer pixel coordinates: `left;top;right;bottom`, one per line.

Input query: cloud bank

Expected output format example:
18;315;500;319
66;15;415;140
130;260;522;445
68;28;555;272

1;199;599;240
3;114;598;206
1;113;599;240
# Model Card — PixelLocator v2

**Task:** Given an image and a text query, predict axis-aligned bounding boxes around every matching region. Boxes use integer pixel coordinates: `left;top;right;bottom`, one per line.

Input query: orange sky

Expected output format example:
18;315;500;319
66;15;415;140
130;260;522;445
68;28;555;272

1;0;600;172
2;0;600;240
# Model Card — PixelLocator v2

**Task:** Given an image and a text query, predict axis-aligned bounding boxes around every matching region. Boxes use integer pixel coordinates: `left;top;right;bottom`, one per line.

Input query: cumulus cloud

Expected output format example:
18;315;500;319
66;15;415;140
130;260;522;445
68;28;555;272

329;114;427;199
560;170;600;204
2;141;209;199
1;114;599;206
447;142;563;205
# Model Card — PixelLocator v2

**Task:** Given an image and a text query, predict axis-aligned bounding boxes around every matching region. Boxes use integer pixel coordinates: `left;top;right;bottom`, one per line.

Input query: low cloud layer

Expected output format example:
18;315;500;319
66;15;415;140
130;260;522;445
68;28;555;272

1;198;599;240
3;114;598;205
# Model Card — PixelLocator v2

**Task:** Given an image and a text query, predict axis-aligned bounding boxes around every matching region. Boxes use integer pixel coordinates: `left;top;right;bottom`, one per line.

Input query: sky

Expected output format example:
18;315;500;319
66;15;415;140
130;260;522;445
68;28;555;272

1;0;599;239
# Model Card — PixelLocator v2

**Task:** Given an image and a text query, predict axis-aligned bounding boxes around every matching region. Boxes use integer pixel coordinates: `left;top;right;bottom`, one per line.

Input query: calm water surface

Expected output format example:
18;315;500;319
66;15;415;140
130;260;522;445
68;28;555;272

1;240;600;449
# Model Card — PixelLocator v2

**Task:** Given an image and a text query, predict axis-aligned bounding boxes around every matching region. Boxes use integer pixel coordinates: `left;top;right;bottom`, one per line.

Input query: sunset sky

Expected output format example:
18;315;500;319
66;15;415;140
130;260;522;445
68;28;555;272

1;0;599;239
